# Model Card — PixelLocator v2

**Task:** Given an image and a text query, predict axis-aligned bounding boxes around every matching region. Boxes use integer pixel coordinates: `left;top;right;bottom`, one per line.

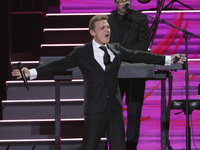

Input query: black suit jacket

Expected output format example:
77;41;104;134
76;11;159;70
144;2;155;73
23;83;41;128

36;41;165;114
108;9;150;51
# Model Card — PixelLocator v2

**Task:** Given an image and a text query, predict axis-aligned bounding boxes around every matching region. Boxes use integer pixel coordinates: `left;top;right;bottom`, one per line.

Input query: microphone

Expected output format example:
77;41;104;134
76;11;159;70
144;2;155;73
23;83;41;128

122;2;149;20
17;62;30;90
123;1;130;9
173;54;182;64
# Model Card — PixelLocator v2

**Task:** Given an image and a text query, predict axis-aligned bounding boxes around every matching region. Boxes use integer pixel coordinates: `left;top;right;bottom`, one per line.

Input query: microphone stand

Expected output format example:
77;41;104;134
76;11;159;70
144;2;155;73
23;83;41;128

164;0;193;10
124;4;200;150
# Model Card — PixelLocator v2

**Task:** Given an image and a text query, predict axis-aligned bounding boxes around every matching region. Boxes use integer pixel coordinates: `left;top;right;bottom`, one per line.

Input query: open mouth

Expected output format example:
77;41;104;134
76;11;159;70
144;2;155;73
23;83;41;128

105;34;109;37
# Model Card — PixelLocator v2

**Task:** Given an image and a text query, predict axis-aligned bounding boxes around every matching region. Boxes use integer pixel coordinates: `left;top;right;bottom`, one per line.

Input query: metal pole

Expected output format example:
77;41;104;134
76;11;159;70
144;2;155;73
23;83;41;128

184;33;191;150
161;79;167;150
55;80;61;150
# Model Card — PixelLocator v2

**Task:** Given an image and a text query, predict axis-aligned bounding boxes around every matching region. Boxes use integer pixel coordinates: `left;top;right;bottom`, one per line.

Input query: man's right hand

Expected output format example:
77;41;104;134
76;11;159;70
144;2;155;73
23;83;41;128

12;67;30;79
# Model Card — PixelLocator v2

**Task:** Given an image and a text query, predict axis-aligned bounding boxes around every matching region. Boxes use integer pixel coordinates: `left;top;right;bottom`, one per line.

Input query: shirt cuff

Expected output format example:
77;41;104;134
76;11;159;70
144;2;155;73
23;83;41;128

29;68;37;80
165;55;171;66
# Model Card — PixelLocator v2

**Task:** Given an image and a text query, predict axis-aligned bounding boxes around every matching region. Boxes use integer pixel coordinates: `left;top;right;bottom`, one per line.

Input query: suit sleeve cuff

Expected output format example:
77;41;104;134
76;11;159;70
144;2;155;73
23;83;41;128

29;68;37;80
165;56;171;66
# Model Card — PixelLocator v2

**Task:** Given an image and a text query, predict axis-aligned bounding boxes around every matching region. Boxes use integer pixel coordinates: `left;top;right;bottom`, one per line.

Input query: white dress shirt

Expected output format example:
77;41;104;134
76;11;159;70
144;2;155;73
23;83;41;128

92;39;115;70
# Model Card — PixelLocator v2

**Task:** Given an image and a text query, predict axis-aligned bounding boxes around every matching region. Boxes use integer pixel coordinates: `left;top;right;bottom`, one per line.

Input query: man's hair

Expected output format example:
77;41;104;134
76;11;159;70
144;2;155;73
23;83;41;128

89;15;108;31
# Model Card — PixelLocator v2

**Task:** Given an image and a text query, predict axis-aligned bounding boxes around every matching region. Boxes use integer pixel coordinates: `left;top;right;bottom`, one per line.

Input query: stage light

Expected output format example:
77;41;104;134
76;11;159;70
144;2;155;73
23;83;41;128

138;0;151;4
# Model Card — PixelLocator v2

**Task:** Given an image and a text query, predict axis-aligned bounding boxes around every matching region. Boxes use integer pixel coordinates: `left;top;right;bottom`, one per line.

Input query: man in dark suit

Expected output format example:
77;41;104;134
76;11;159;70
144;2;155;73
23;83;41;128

108;0;150;149
12;15;185;150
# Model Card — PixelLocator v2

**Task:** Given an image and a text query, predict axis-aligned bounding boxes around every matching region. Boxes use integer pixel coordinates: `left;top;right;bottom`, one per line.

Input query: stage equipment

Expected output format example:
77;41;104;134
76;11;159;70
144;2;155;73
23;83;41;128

124;2;200;149
39;56;185;150
164;0;193;10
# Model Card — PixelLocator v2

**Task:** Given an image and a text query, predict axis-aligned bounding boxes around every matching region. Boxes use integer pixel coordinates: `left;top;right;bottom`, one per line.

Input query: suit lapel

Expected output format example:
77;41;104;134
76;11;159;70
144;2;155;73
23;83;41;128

105;43;121;72
84;42;121;73
107;43;120;57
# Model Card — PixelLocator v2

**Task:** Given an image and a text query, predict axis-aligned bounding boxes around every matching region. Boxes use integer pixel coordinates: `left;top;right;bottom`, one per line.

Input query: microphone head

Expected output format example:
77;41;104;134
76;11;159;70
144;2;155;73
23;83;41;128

123;1;130;9
17;62;23;69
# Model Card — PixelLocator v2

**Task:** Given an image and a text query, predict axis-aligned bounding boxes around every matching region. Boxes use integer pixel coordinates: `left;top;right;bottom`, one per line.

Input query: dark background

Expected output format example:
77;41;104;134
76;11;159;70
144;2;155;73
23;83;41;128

0;0;60;119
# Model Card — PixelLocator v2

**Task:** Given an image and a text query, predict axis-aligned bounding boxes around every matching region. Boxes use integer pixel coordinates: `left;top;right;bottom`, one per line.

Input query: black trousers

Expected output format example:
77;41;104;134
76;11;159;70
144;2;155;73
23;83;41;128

82;101;126;150
118;78;145;146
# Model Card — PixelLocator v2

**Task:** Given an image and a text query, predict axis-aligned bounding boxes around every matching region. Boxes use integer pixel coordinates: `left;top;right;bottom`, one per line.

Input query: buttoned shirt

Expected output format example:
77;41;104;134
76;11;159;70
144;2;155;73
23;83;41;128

92;39;115;70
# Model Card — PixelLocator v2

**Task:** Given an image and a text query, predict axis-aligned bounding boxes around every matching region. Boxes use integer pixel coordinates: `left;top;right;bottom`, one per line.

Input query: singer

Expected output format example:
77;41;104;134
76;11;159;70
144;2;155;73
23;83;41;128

108;0;150;150
12;15;186;150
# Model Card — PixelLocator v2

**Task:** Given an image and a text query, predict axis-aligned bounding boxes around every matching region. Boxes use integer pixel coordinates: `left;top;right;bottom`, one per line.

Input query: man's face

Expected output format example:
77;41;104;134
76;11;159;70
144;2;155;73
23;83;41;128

114;0;131;15
90;20;111;45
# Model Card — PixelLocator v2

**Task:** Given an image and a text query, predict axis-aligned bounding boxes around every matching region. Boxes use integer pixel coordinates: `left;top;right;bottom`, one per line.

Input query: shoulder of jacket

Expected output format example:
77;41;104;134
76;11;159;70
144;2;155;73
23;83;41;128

108;42;121;49
72;41;92;57
75;41;91;50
